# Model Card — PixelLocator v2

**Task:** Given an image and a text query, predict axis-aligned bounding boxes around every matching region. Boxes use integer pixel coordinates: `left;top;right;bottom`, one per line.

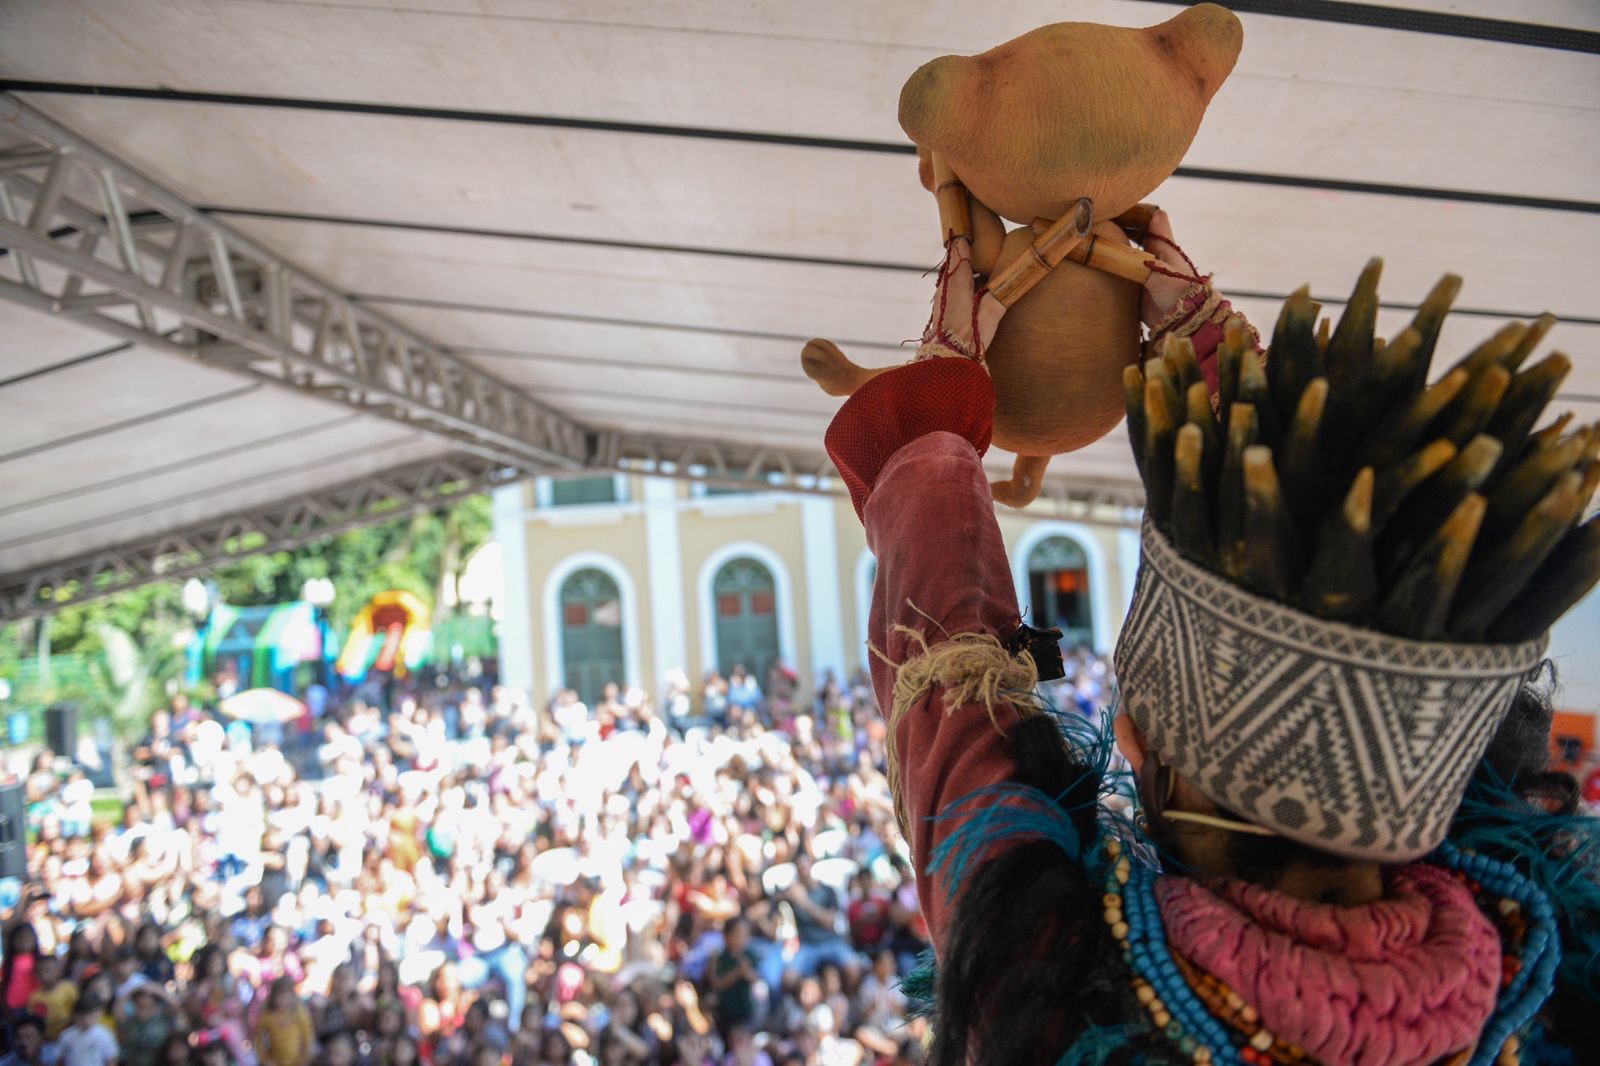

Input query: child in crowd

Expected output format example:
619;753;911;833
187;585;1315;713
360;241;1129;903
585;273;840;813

55;999;115;1066
25;955;76;1041
253;978;312;1066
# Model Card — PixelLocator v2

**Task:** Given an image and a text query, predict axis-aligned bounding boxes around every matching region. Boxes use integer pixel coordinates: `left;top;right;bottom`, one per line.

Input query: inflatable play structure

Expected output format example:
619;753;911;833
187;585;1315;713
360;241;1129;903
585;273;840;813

336;590;431;682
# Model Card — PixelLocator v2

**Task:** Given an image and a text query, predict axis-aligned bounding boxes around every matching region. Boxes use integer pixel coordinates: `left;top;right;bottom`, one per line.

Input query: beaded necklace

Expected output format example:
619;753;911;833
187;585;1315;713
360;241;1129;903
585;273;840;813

1096;837;1561;1066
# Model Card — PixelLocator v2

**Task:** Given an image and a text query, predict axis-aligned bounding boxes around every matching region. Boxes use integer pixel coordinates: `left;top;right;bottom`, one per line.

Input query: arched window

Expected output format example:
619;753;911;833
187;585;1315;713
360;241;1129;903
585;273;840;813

712;557;780;678
1027;536;1095;649
559;568;625;704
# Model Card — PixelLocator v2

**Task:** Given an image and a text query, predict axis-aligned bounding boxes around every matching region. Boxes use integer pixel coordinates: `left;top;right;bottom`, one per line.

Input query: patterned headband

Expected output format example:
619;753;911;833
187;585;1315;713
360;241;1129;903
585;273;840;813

1114;520;1547;862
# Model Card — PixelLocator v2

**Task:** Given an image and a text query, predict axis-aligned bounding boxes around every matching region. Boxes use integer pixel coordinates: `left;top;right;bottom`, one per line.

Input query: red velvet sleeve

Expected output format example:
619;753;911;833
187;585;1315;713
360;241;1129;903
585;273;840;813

825;359;1028;950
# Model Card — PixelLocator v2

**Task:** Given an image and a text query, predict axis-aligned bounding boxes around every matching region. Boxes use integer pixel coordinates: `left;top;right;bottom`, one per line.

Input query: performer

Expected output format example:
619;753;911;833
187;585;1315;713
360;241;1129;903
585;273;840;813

826;222;1599;1065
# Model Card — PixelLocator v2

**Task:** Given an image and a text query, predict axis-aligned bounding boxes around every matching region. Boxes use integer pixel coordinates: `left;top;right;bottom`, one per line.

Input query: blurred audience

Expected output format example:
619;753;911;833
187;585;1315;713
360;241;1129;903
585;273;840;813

0;650;1115;1065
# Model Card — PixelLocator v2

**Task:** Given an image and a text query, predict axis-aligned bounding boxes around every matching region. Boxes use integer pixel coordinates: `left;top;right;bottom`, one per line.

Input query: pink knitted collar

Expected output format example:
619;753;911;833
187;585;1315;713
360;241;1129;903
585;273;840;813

1156;864;1501;1066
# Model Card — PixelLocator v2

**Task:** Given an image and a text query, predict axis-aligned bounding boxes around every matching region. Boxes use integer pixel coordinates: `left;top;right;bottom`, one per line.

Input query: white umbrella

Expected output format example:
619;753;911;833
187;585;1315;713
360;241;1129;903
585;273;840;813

217;688;307;724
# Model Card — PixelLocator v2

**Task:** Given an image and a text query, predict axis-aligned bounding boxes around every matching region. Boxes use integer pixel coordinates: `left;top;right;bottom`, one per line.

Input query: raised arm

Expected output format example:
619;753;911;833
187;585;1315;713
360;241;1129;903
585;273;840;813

825;238;1028;947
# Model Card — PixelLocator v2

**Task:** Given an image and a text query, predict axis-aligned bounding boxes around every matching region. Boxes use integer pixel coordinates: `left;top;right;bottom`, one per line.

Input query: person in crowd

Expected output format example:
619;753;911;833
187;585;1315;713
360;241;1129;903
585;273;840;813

115;980;174;1066
24;956;74;1042
707;920;759;1040
0;1014;54;1066
782;856;859;982
253;977;312;1066
54;999;115;1066
0;923;43;1022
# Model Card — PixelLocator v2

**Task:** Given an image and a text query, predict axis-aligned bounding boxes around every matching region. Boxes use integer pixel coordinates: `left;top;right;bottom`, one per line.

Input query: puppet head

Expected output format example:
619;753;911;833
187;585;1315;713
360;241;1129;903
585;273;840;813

901;4;1243;224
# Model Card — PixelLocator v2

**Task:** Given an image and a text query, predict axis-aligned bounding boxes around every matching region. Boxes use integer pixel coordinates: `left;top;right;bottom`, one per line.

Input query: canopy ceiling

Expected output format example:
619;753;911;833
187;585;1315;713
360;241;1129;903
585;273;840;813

1;0;1596;615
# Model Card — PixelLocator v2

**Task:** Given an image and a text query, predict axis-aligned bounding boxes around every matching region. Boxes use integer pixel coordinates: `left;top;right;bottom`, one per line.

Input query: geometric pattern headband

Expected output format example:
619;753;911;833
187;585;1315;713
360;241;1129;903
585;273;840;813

1115;520;1547;862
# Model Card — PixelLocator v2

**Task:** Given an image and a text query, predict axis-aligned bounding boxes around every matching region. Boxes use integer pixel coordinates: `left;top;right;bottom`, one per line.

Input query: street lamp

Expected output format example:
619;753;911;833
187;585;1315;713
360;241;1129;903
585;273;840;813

182;578;212;623
301;578;337;688
182;579;214;687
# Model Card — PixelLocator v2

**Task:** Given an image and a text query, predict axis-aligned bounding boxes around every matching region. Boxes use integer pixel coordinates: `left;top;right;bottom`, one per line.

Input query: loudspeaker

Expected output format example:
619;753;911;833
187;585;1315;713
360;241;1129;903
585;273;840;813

0;784;25;881
45;703;77;760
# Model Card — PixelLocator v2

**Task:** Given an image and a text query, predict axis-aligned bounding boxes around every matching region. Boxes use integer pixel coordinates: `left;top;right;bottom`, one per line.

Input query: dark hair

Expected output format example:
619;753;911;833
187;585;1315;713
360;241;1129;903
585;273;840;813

930;715;1139;1065
1480;661;1579;813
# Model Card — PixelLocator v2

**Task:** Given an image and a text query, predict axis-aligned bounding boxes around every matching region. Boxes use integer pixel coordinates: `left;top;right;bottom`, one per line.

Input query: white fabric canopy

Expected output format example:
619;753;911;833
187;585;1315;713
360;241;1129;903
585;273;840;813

0;0;1595;584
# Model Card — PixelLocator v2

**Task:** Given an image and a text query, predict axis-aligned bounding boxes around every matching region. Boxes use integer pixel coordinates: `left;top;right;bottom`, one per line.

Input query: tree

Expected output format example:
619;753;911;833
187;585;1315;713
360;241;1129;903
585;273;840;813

0;493;495;735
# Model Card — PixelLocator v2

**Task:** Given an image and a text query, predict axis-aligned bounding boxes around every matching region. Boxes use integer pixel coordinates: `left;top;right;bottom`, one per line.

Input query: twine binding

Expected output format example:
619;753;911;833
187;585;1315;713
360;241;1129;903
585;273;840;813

870;602;1043;847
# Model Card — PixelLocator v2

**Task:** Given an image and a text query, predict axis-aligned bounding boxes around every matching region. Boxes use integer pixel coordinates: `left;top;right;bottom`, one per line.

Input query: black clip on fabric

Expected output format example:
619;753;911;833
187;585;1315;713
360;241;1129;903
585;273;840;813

1006;621;1065;683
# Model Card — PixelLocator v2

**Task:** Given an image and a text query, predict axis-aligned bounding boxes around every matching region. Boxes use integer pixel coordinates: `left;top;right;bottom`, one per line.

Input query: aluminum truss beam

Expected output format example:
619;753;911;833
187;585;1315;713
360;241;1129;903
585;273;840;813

0;95;587;470
0;452;519;621
0;429;1137;619
596;430;1146;516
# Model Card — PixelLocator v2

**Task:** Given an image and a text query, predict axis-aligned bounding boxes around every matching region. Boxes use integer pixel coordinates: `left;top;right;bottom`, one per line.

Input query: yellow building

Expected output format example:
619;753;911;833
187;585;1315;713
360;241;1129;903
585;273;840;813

492;474;1142;706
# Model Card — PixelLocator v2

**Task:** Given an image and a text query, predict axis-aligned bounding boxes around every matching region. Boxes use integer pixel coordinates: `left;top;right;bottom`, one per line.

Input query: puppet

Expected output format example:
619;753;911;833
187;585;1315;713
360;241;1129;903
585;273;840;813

803;4;1243;505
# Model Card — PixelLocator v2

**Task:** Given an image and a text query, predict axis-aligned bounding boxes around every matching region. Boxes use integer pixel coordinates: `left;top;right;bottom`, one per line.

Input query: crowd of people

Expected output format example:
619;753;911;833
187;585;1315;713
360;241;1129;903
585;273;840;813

1;655;1117;1066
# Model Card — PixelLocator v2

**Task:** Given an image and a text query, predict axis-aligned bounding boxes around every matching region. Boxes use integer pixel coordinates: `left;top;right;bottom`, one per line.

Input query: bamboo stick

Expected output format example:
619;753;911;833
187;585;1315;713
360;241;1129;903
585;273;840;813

1145;378;1178;529
1219;404;1258;582
1124;364;1148;478
988;198;1094;307
1380;434;1502;580
1325;258;1382;388
1242;446;1302;600
1371;439;1458;532
1268;286;1322;427
1489;517;1600;641
1030;217;1151;283
1186;381;1222;497
931;154;972;244
1111;203;1159;241
1358;369;1468;471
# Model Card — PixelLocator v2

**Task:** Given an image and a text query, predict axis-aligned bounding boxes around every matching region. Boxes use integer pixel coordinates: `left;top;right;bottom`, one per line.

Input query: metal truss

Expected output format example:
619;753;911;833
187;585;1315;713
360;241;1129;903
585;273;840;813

598;432;839;494
0;95;586;470
596;430;1146;517
0;453;519;621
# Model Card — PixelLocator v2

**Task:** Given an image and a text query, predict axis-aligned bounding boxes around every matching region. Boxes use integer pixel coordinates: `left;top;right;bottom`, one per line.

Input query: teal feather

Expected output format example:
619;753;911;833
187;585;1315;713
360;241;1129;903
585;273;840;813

1055;1024;1135;1066
1448;767;1600;1004
897;947;939;1020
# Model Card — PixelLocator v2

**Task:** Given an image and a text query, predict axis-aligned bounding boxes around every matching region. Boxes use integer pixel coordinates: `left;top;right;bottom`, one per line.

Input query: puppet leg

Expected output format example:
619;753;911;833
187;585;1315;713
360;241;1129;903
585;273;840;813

989;453;1050;507
801;338;890;397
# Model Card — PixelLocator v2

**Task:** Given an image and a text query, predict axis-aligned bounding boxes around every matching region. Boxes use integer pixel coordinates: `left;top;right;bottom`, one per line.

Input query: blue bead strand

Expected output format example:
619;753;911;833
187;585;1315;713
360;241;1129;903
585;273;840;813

1119;854;1240;1059
1436;842;1561;1066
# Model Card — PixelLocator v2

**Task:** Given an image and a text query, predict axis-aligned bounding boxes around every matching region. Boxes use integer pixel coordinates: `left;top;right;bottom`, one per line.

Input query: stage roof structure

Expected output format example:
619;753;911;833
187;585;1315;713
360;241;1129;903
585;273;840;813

1;0;1596;620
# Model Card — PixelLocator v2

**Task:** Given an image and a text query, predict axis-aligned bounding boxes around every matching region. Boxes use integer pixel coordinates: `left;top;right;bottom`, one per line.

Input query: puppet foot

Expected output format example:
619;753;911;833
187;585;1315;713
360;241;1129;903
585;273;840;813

990;454;1051;507
801;338;888;397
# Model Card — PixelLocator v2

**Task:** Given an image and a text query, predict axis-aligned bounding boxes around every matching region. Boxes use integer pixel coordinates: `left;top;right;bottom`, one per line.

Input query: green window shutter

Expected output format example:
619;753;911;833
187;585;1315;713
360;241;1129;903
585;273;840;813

559;568;626;703
550;476;619;507
711;558;781;678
